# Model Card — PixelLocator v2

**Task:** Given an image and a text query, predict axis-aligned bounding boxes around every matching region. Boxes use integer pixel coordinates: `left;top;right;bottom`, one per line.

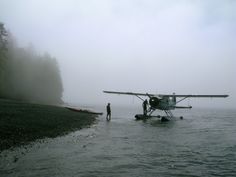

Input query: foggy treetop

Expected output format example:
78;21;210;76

0;23;63;104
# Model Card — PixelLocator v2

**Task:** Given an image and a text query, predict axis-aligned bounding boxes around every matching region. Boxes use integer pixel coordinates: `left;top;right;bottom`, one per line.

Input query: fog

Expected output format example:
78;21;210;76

0;28;63;105
0;0;235;108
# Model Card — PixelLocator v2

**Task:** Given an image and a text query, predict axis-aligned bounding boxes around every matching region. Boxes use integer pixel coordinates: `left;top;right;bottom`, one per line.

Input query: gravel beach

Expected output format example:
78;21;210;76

0;99;97;151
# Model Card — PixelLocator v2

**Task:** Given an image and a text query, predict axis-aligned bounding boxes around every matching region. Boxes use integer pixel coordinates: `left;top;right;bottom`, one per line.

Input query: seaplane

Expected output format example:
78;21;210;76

103;90;229;121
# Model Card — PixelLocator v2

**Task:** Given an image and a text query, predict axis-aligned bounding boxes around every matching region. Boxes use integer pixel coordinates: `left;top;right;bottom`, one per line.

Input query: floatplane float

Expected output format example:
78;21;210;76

103;91;228;121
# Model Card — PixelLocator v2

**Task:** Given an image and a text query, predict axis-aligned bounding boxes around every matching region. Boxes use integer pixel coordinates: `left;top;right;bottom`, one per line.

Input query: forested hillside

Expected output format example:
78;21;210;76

0;22;63;104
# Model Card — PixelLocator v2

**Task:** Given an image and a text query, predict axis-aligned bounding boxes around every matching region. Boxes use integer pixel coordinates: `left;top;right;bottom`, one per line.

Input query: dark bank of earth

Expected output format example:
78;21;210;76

0;99;97;151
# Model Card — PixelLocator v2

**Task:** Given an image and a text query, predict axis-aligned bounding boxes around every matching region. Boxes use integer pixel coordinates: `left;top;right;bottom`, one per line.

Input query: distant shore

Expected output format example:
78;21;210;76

0;99;98;152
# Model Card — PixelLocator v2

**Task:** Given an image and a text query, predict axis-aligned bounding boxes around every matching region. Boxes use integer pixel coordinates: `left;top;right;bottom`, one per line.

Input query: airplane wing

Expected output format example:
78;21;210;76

103;91;229;98
159;94;229;98
103;90;155;97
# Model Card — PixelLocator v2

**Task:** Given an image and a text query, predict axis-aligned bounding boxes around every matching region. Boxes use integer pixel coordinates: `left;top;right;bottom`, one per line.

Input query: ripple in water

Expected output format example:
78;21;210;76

1;107;236;177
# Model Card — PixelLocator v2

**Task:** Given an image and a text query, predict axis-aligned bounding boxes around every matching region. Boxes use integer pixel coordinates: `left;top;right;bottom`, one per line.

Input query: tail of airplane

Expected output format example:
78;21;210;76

172;93;176;104
174;106;192;109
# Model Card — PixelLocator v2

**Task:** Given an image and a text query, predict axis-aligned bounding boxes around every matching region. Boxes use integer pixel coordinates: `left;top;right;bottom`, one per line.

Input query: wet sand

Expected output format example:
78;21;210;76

0;99;97;151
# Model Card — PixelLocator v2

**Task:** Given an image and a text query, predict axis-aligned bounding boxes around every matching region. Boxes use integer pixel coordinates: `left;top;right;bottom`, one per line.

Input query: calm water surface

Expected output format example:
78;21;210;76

1;107;236;177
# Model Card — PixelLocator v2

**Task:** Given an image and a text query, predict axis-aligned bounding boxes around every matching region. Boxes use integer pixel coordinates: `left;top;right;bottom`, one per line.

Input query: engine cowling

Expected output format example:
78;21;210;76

149;97;159;108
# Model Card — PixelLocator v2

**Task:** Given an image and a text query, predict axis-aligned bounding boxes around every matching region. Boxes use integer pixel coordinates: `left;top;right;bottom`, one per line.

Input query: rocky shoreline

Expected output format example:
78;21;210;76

0;99;98;151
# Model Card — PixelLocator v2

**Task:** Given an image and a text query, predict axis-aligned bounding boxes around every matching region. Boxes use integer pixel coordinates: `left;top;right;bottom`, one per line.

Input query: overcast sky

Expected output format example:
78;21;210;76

0;0;235;108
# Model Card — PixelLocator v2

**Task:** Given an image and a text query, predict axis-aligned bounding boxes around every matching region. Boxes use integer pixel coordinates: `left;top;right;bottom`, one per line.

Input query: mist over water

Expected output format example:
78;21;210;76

0;0;235;108
1;106;236;177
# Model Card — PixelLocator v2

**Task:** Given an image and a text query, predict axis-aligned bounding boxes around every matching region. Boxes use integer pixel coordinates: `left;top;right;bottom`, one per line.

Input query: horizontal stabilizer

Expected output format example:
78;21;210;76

175;106;192;109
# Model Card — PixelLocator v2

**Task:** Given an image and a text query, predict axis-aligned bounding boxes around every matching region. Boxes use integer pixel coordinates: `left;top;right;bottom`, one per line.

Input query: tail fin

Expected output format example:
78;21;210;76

172;93;176;104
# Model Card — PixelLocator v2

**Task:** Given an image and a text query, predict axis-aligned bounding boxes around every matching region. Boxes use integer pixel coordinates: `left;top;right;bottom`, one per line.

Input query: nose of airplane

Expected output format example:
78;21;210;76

149;97;159;108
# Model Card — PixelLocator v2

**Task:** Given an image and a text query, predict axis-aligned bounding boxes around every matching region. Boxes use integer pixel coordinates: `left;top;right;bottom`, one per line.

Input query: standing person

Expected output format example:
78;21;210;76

142;99;148;116
106;103;111;121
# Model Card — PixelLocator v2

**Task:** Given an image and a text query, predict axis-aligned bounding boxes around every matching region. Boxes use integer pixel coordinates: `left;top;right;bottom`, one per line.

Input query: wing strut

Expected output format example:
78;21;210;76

135;95;145;101
176;96;190;104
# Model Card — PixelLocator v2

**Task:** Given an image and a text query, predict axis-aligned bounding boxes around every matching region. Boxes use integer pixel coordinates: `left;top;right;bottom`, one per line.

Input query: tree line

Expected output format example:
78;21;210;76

0;22;63;104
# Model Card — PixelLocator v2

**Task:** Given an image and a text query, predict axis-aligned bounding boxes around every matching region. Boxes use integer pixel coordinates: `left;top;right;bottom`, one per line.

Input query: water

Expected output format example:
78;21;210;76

1;107;236;177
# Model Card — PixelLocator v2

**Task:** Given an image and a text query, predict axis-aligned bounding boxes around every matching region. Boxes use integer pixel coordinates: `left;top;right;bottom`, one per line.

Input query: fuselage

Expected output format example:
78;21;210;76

149;96;176;110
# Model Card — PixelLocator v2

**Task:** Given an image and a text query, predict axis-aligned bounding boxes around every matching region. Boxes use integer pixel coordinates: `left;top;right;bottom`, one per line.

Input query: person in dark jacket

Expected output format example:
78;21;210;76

106;103;111;121
142;99;148;116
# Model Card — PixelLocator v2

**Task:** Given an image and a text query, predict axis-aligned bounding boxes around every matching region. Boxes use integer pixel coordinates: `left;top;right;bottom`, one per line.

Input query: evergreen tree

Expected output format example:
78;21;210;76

0;22;63;104
0;23;8;96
